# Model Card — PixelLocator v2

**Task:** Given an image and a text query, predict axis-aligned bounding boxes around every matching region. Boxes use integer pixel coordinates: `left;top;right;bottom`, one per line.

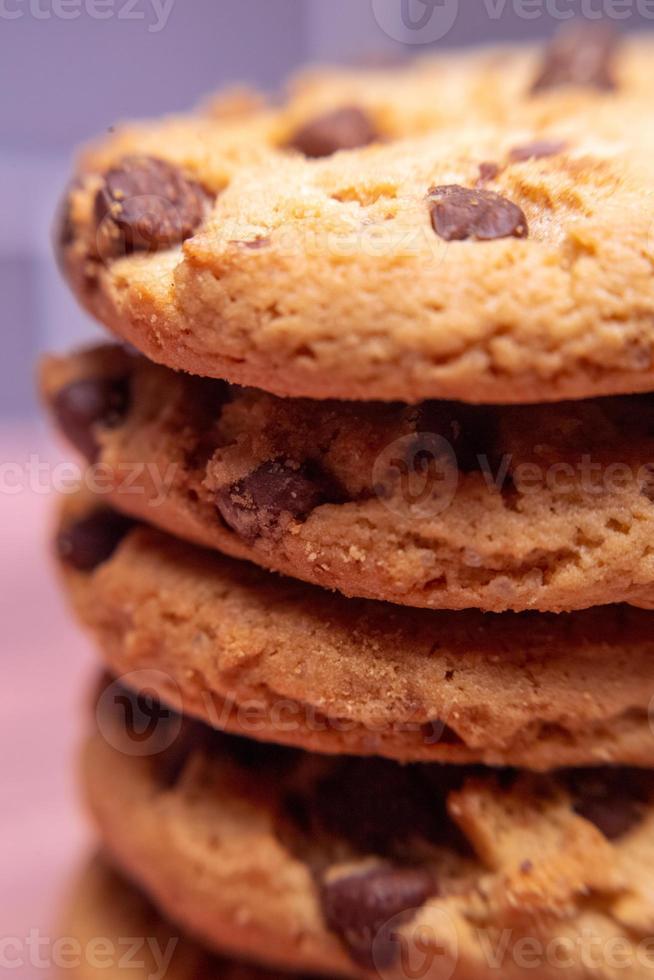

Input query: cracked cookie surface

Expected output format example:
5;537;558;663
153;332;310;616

42;345;654;613
56;32;654;403
56;492;654;769
84;680;654;980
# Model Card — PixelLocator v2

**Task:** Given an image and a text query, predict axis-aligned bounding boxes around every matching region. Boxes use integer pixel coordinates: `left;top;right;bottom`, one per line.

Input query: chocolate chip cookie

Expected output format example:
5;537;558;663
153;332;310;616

56;30;654;404
287;25;653;130
62;857;301;980
56;492;654;769
83;679;654;980
42;345;654;613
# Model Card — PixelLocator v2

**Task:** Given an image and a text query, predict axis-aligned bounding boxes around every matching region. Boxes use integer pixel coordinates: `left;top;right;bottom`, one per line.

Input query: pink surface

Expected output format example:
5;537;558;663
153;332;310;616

1;426;94;975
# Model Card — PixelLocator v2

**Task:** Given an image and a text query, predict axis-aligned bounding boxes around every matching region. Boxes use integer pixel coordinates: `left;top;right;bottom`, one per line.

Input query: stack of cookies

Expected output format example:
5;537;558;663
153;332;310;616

43;22;654;980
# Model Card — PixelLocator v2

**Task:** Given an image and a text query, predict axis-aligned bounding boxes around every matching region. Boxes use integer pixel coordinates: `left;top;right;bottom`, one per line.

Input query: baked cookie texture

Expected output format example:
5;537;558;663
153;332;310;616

84;681;654;980
56;29;654;404
62;857;305;980
55;492;654;769
42;345;654;613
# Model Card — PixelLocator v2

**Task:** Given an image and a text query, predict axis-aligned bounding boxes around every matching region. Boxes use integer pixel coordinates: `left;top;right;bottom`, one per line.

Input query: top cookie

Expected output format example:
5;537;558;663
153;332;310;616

57;26;654;402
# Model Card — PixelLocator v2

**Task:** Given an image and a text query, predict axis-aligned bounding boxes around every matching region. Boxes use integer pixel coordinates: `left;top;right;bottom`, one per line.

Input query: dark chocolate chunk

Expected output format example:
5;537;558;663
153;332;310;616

641;464;654;503
572;770;649;840
509;139;567;162
315;758;465;856
56;509;134;572
52;375;131;462
216;459;339;542
428;185;528;242
95;156;211;257
53;186;76;274
575;796;641;841
286;107;378;158
321;865;435;969
415;401;501;475
221;729;302;776
156;718;301;789
156;716;211;788
532;21;619;93
477;161;501;185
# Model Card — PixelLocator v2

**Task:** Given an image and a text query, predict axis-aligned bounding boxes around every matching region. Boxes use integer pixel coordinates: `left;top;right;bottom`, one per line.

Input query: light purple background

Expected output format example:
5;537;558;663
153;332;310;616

3;0;654;419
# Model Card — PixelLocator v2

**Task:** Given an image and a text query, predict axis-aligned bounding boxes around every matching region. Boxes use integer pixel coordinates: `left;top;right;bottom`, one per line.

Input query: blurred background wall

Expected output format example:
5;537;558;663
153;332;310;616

3;0;654;418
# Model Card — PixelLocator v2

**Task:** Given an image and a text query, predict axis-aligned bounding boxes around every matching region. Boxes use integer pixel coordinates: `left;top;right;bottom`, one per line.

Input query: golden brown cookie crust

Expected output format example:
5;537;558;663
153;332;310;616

55;491;654;769
83;688;654;980
56;37;654;403
42;345;654;613
61;857;294;980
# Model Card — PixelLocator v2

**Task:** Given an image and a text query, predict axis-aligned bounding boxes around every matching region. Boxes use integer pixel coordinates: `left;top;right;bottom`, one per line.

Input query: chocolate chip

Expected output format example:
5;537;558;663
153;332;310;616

56;198;74;250
216;459;339;542
321;865;435;969
531;21;619;93
53;191;75;273
477;161;501;185
572;770;650;840
315;758;465;856
51;376;131;462
575;797;641;841
180;377;232;471
157;716;210;788
188;376;231;417
509;140;567;163
286;107;378;158
57;509;134;571
157;717;302;791
428;185;528;242
95;156;211;257
415;401;501;475
642;464;654;503
223;730;302;776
